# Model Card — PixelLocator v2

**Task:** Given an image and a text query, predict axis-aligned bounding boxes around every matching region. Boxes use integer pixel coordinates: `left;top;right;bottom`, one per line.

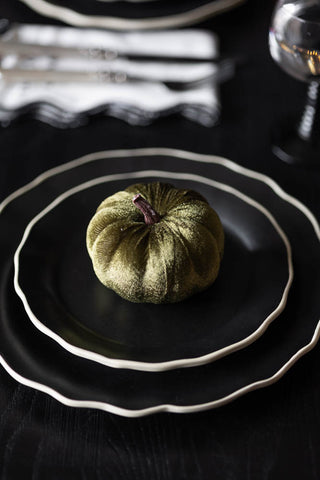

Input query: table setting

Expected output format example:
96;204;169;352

1;0;320;478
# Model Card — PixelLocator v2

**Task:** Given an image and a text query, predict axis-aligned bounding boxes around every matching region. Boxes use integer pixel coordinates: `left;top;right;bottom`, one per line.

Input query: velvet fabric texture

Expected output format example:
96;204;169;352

86;182;224;303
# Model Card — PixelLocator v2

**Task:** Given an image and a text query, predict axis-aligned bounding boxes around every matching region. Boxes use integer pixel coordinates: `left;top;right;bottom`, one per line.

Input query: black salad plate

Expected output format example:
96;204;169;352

18;0;246;29
14;170;292;371
0;149;319;417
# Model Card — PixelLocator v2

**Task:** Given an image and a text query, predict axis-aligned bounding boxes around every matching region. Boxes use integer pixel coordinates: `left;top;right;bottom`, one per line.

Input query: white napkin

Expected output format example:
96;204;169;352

0;25;221;127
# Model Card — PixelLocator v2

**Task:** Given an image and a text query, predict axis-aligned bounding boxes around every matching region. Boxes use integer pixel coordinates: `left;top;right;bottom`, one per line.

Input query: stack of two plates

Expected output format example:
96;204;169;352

1;148;320;417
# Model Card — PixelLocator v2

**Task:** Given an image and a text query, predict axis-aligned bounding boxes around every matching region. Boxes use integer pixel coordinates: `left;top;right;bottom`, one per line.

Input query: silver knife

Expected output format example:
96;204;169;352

0;60;235;90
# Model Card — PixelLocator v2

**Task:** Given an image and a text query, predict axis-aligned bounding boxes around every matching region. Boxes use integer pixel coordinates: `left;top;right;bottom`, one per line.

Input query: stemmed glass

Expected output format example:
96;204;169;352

269;0;320;166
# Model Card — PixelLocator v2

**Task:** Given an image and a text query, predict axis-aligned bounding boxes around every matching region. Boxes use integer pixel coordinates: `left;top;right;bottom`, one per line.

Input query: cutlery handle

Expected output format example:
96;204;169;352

0;68;128;84
0;41;119;61
0;39;225;63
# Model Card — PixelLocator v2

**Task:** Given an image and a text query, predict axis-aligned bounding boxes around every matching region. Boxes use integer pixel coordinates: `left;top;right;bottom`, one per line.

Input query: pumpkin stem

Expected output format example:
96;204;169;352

132;194;161;225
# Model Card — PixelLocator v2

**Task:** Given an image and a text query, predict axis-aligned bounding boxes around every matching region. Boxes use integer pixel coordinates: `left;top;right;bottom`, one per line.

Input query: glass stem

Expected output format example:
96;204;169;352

297;81;320;144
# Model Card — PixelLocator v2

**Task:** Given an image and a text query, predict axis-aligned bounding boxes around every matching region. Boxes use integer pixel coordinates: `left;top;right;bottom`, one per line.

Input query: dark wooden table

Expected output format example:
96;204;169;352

1;1;320;478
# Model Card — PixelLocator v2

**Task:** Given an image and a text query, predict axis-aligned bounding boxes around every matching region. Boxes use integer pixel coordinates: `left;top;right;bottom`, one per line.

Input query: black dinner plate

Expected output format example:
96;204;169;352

17;0;246;29
14;171;291;371
0;149;319;417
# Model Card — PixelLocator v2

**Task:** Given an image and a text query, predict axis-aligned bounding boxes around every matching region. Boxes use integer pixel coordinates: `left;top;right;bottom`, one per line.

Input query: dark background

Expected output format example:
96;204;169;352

1;0;320;478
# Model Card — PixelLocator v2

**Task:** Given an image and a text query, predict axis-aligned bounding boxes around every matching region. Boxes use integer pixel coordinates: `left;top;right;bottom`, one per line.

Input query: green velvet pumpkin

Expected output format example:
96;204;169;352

86;182;224;304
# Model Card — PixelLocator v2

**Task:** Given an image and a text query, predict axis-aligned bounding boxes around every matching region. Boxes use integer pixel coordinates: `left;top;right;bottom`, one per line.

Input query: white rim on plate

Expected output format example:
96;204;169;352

1;147;320;416
13;169;293;372
17;0;246;30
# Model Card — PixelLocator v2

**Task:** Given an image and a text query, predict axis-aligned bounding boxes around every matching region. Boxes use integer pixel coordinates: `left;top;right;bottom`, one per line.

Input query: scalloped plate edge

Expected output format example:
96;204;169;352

1;320;320;417
18;0;246;30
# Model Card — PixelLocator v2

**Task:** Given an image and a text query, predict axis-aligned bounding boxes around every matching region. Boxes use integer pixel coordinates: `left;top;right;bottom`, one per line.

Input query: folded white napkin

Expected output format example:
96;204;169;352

0;25;221;127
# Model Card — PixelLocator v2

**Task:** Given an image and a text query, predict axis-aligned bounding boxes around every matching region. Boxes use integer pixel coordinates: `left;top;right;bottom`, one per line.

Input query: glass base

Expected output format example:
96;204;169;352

272;126;320;168
272;81;320;168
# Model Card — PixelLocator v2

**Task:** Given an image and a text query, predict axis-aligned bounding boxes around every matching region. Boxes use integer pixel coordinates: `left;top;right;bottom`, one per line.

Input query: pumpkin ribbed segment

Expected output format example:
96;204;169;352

86;182;224;304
